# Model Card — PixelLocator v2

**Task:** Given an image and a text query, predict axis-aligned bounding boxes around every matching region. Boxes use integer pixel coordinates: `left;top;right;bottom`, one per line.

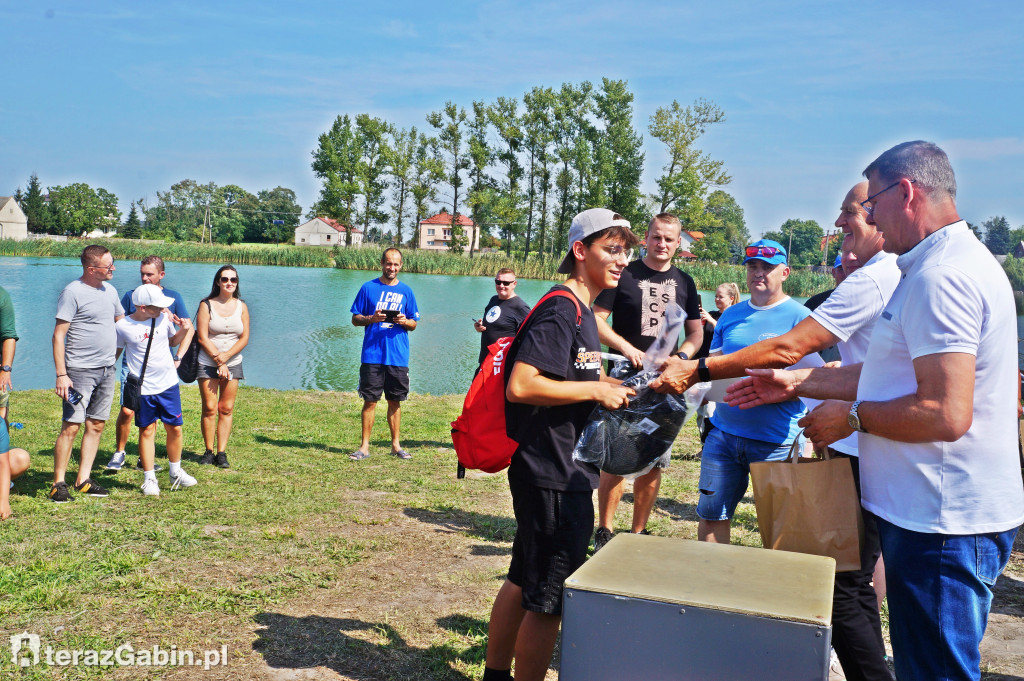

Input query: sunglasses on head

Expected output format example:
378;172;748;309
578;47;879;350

219;276;238;283
745;245;782;258
494;279;515;286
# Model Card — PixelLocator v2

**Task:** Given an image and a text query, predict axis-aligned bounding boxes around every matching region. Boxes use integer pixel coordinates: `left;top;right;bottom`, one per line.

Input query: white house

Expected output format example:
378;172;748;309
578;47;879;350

0;197;29;241
295;217;363;247
418;209;478;252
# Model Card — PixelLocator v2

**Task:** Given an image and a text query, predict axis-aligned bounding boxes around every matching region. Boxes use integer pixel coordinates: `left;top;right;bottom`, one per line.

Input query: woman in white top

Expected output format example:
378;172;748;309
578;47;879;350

196;265;250;469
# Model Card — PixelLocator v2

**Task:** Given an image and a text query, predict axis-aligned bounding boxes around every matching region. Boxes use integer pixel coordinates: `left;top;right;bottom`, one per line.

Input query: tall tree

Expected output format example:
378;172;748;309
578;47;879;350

488;96;525;256
649;98;730;223
983;215;1011;255
257;187;302;243
121;201;143;239
763;218;824;266
387;126;419;246
354;114;392;242
551;82;592;257
21;173;52;233
311;114;360;245
426;102;470;252
409;135;444;249
465;101;493;258
701;190;749;261
47;183;120;236
592;78;645;227
149;179;216;241
522;86;556;260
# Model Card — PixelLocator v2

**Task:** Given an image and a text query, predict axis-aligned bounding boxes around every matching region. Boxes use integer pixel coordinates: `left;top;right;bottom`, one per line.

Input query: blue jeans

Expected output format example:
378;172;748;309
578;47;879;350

874;514;1017;681
696;427;796;521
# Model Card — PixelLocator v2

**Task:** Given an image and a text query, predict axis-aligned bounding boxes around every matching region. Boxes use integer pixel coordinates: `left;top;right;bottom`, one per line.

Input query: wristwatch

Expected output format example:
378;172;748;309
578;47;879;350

0;365;11;372
697;357;712;383
847;400;868;433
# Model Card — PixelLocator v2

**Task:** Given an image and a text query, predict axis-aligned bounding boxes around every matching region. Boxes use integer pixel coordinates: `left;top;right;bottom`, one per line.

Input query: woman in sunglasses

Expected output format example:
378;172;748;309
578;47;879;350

195;265;250;468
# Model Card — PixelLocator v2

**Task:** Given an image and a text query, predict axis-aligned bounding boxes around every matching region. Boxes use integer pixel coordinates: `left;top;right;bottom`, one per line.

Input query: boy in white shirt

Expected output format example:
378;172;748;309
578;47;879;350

115;285;196;496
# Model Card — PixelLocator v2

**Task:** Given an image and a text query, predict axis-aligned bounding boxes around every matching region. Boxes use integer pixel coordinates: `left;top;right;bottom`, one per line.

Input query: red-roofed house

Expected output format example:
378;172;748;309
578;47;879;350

295;217;363;247
680;230;704;249
418;208;477;252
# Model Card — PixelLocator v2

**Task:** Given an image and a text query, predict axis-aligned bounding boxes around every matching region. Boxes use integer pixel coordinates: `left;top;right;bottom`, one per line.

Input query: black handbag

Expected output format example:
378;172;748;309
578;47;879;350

123;318;155;412
175;301;208;384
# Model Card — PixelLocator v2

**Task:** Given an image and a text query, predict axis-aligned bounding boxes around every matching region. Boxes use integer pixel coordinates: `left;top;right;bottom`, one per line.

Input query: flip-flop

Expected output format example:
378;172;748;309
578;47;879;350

391;449;412;460
349;450;371;461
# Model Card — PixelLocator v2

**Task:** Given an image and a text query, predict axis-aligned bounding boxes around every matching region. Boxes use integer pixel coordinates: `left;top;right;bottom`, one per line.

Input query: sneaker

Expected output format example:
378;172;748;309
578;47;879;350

74;478;109;497
593;527;614;552
105;450;127;472
49;481;75;503
829;649;846;681
135;459;163;472
214;452;229;468
198;449;215;465
169;469;198;490
141;478;160;496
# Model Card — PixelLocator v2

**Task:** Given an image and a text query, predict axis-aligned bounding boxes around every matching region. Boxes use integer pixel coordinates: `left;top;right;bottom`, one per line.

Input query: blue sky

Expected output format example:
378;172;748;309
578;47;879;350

2;1;1022;238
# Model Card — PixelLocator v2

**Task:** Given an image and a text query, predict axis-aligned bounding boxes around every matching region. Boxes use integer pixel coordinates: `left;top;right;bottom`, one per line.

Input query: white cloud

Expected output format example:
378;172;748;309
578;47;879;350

380;19;418;39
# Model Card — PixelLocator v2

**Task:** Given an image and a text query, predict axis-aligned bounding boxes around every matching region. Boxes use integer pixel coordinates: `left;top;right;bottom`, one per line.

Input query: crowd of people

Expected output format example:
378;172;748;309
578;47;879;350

0;139;1021;681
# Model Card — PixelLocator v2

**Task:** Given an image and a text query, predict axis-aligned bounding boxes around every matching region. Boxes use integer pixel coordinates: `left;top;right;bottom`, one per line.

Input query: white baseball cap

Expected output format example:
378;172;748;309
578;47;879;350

132;284;175;308
557;208;632;274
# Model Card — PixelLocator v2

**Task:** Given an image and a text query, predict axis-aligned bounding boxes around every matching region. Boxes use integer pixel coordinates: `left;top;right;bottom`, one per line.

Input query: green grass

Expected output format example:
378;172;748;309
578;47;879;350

3;386;1020;679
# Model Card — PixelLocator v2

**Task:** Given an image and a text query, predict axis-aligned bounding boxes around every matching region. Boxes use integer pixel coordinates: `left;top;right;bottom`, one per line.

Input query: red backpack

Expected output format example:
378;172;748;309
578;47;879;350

451;290;582;473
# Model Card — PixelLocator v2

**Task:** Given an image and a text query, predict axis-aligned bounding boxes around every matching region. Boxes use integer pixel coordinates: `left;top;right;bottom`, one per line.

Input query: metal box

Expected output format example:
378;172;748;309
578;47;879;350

560;534;835;680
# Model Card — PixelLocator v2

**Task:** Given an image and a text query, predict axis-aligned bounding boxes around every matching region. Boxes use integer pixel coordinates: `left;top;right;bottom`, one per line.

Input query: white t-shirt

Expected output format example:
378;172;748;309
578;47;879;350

857;221;1024;534
116;315;180;395
809;251;901;455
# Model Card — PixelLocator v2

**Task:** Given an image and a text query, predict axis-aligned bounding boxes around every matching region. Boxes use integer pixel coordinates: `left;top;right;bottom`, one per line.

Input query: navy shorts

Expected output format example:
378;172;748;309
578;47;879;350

507;475;594;615
358;364;409;402
135;385;184;428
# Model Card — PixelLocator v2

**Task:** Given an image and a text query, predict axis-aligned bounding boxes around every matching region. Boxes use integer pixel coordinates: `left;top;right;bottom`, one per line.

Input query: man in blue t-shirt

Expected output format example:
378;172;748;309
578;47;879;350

686;239;809;545
106;255;190;473
349;248;420;461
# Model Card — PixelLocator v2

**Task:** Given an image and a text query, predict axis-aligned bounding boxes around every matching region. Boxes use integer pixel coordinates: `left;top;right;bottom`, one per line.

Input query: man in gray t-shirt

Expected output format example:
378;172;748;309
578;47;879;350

51;245;125;503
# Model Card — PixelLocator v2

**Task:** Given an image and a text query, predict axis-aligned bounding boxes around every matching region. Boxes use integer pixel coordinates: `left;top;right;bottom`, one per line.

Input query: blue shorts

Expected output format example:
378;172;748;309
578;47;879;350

135;385;184;428
696;427;797;521
0;418;8;454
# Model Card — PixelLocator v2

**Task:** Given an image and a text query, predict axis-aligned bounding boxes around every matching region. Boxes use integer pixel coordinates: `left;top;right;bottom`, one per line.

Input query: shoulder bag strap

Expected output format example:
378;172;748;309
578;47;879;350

138;318;156;386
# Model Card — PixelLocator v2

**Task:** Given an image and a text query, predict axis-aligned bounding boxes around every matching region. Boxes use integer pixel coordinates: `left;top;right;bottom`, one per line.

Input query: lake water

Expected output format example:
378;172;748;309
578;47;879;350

0;256;723;395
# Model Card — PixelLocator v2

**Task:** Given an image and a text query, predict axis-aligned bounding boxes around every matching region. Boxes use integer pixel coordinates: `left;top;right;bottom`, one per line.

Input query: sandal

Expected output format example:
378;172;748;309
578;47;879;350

391;449;412;460
349;450;371;461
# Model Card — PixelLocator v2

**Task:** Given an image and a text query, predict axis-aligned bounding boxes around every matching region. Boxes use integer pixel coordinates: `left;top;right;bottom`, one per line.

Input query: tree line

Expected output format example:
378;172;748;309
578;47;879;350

11;174;302;245
310;78;749;259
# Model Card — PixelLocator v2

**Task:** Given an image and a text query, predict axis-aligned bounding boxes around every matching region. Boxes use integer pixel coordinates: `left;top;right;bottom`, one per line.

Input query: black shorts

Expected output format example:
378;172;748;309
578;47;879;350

358;364;410;402
507;476;594;615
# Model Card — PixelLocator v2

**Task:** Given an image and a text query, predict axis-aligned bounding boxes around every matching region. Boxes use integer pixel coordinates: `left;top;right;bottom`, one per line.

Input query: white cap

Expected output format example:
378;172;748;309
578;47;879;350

557;208;632;274
132;284;175;308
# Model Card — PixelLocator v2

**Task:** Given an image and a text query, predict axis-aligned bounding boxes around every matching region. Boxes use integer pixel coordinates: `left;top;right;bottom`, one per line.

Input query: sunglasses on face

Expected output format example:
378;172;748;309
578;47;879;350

219;276;238;283
495;279;516;286
745;246;782;258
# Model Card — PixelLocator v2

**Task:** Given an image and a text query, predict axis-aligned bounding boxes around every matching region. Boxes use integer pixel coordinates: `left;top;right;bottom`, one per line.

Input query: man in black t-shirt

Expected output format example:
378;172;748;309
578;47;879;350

592;213;703;549
474;267;531;364
483;208;639;681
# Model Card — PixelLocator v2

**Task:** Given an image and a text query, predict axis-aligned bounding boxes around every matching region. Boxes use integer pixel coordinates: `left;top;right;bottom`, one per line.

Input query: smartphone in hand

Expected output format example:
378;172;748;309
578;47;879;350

65;387;84;405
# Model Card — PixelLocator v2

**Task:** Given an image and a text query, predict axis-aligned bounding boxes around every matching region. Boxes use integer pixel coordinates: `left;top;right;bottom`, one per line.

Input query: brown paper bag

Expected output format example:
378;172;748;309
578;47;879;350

749;436;864;572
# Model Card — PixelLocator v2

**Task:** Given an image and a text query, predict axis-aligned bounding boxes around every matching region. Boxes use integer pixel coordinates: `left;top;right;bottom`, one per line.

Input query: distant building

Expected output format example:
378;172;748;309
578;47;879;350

0;197;29;241
418;209;477;252
85;228;118;239
295;217;363;247
680;230;704;249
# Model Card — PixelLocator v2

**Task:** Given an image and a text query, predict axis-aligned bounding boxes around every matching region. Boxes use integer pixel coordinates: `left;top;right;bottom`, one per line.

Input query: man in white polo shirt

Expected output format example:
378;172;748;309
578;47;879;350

726;141;1024;681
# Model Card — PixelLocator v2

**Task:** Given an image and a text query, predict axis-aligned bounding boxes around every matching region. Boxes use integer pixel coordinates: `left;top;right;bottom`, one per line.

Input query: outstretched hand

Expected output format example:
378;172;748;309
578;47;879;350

649;356;697;394
724;368;799;409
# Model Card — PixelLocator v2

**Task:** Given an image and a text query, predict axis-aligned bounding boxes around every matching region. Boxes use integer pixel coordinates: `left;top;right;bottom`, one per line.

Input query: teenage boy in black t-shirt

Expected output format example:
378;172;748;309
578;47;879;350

591;213;703;549
483;208;639;681
474;267;532;364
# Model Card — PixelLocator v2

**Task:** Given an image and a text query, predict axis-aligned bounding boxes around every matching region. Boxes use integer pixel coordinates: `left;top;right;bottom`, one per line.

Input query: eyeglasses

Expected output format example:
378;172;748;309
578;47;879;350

860;180;914;217
219;276;238;283
91;263;115;273
745;245;782;258
494;279;516;286
598;244;634;260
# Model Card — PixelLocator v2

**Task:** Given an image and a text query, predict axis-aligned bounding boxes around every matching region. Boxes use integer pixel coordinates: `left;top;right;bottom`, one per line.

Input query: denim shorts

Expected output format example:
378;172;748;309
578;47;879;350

695;427;796;521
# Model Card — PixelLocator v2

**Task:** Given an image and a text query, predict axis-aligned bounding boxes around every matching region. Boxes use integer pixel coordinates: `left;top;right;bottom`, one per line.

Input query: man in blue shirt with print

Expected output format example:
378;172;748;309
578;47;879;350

687;239;809;544
349;248;420;461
